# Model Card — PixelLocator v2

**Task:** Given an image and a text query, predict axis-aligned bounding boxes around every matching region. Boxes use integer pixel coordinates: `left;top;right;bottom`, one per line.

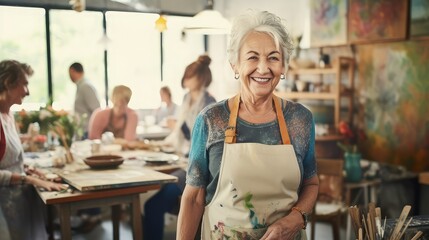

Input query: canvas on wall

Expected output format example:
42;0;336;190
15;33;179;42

348;0;408;44
357;42;429;172
410;0;429;38
310;0;347;47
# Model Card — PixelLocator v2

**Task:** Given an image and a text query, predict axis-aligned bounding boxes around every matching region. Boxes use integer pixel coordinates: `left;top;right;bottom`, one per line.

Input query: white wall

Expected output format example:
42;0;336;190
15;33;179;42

207;0;311;101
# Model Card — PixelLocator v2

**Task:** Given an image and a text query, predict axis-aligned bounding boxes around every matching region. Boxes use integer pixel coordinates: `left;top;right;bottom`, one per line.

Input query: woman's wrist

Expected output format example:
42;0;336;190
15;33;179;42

20;173;27;185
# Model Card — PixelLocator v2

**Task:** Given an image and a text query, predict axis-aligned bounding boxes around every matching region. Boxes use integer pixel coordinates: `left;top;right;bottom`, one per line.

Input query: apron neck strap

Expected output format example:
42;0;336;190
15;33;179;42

225;94;291;144
225;94;241;143
272;95;291;145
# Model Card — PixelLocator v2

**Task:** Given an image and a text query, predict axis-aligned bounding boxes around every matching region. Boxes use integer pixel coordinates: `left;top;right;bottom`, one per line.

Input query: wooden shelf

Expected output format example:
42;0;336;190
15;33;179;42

275;91;336;100
316;134;345;142
289;67;337;75
278;56;356;129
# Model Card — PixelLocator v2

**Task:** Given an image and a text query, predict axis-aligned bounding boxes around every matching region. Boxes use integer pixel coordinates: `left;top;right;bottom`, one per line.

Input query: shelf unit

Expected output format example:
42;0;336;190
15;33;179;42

276;56;356;130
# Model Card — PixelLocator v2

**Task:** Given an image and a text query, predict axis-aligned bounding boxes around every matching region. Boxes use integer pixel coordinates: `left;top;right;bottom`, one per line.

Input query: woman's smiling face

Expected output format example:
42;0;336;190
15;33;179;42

234;31;285;99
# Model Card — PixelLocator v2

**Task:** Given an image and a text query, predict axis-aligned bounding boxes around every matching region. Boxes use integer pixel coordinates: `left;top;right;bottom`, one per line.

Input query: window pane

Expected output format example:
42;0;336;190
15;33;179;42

0;6;47;111
106;11;161;109
50;10;104;111
162;16;205;105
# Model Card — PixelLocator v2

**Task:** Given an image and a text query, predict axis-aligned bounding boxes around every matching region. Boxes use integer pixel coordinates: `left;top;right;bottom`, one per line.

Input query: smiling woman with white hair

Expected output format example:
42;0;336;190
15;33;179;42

176;10;319;240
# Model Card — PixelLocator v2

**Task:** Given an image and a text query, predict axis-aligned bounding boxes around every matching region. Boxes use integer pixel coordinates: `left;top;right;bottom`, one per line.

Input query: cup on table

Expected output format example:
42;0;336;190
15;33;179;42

91;140;101;154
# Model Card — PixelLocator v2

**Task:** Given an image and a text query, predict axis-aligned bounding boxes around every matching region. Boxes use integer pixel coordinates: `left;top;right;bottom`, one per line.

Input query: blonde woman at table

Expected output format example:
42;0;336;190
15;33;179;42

177;11;319;240
0;60;67;240
144;54;216;240
88;85;138;141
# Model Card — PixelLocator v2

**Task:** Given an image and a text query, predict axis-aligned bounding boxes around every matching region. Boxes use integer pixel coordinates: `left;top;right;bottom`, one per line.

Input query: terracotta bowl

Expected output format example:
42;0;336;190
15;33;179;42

83;155;124;169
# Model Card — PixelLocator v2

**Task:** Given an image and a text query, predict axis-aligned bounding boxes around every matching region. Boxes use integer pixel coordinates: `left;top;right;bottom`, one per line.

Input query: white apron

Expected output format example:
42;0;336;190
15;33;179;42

202;94;306;240
0;113;48;240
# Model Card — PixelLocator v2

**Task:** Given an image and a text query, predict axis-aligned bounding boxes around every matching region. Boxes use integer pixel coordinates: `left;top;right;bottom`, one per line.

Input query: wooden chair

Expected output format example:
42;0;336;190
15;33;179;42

311;159;346;240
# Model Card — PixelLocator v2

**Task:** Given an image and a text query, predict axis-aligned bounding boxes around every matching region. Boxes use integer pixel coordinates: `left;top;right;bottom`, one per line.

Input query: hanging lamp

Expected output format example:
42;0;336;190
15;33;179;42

69;0;85;12
155;14;167;32
183;0;230;35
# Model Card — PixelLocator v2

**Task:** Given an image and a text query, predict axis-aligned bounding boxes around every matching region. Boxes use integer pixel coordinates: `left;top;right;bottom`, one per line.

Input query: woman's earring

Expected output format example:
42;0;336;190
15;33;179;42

234;73;240;80
280;73;286;80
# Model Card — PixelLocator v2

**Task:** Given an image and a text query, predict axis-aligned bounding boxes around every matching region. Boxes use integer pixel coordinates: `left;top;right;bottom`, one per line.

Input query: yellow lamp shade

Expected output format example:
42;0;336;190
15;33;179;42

155;15;167;32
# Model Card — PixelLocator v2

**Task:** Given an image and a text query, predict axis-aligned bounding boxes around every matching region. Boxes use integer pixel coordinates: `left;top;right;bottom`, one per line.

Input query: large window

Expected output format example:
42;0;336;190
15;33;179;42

162;16;205;105
106;11;161;109
50;10;104;111
0;5;207;111
0;6;47;111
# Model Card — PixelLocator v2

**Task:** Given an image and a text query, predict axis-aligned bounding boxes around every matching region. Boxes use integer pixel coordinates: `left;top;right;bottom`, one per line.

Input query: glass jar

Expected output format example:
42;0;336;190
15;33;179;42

344;152;362;183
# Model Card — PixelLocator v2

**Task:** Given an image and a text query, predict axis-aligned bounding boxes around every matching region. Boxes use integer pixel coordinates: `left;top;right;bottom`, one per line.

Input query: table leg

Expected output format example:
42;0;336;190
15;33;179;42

131;194;143;240
112;204;121;240
364;186;369;206
346;214;352;240
46;205;55;240
58;204;72;240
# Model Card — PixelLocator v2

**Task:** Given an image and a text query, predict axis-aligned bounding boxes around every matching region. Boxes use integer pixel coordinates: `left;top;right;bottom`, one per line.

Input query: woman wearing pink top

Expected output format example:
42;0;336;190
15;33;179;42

88;85;138;141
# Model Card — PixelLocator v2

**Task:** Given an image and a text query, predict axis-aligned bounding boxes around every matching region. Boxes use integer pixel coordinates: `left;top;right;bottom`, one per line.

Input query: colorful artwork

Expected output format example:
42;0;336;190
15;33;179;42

348;0;408;43
358;42;429;172
410;0;429;38
310;0;347;47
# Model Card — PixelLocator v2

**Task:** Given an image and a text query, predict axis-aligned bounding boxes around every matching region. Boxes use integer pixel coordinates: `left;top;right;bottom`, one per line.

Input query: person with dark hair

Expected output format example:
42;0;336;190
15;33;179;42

0;60;67;239
177;10;319;240
143;55;216;240
69;62;100;137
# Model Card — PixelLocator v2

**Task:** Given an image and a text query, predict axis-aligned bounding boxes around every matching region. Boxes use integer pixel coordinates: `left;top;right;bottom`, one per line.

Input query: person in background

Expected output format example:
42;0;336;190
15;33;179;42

0;59;67;240
144;54;216;240
153;86;178;126
88;85;138;141
69;62;100;138
176;10;319;240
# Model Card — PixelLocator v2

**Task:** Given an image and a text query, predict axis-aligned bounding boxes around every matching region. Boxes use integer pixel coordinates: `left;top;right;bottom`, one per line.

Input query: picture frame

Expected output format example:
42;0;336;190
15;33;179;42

310;0;348;47
348;0;409;44
410;0;429;39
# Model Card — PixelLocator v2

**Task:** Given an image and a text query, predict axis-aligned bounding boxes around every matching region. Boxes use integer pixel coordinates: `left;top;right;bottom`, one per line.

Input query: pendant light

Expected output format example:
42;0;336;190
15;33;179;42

98;0;111;50
183;0;230;35
69;0;85;12
155;14;167;32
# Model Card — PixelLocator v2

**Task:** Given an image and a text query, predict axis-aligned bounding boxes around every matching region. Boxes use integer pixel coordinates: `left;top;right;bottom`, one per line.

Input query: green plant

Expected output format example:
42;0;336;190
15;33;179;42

15;105;85;147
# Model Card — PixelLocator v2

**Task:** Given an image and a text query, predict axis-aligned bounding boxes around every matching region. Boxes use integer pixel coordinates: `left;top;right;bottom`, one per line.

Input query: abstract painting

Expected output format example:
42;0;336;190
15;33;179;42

310;0;347;47
410;0;429;38
357;42;429;172
348;0;408;44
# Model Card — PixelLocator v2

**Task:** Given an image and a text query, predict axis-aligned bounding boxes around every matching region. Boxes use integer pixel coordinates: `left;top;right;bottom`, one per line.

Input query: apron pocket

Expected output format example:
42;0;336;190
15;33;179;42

210;225;267;240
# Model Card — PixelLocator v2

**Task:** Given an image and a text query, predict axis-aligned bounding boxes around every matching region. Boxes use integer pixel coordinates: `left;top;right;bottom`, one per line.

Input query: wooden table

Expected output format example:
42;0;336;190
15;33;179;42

37;162;177;240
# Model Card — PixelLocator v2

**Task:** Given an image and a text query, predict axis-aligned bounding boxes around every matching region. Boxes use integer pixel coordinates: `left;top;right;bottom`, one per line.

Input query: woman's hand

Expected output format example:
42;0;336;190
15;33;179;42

28;176;68;192
260;210;304;240
25;166;46;179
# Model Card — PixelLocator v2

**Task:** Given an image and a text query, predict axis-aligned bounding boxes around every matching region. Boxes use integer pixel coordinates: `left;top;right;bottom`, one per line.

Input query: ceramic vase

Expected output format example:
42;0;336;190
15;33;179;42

344;152;362;183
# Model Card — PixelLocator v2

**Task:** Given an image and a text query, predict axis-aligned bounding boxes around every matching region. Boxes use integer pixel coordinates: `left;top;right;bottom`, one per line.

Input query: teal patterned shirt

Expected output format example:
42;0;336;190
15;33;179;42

187;98;317;204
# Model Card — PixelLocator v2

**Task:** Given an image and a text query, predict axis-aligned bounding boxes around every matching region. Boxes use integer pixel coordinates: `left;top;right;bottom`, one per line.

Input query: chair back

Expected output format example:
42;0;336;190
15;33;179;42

317;159;344;204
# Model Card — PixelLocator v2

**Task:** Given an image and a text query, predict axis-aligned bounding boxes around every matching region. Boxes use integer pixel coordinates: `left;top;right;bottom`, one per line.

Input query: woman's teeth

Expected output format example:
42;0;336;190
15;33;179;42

253;77;270;82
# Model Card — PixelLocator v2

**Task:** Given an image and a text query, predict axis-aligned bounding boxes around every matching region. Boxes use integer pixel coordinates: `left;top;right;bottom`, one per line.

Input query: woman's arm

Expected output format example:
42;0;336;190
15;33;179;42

124;109;138;141
176;184;206;240
87;108;107;140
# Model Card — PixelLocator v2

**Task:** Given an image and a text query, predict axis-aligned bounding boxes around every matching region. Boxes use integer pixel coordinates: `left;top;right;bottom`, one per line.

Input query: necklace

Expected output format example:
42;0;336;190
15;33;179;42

242;101;274;118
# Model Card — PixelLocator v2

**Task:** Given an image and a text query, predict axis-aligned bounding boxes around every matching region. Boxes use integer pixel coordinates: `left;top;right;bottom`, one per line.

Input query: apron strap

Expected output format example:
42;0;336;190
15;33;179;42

225;94;291;145
225;94;241;143
272;95;291;145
